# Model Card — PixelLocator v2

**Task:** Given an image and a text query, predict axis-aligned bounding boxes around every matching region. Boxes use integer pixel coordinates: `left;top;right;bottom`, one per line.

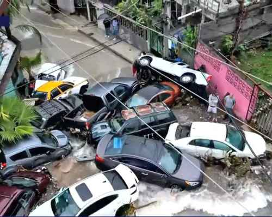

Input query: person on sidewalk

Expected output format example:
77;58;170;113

224;93;236;122
207;90;219;122
103;18;111;38
111;18;119;40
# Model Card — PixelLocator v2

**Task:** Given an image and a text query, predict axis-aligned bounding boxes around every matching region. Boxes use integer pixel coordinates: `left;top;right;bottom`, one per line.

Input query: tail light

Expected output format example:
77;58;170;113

132;65;137;76
95;154;104;163
206;75;212;82
85;122;91;130
29;82;35;89
0;162;7;170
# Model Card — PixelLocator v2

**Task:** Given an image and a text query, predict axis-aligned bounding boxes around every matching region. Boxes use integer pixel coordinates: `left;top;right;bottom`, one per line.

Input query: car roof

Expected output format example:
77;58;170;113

69;172;114;209
121;102;169;120
111;135;163;162
36;81;64;92
190;122;227;140
110;77;137;87
0;186;24;215
135;84;166;100
3;134;42;156
84;82;120;97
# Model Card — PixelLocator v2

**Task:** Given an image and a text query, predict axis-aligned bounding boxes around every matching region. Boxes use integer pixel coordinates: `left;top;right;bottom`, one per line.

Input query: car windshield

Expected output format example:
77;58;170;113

127;94;148;107
32;91;47;100
226;126;245;151
4;177;37;188
110;118;125;133
36;132;58;147
51;189;80;216
158;144;181;174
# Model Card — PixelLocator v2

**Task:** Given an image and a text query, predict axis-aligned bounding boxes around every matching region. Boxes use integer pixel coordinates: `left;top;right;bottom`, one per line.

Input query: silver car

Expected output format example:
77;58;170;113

0;130;71;178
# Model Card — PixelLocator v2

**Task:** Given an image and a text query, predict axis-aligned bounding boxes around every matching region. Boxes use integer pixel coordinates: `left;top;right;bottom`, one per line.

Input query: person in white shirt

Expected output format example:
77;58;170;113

207;89;219;122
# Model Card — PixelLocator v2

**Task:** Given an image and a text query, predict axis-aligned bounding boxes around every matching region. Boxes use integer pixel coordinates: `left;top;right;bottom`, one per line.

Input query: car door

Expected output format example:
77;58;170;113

189;139;213;158
9;151;32;169
78;194;119;216
139;116;156;138
28;147;55;167
211;140;233;159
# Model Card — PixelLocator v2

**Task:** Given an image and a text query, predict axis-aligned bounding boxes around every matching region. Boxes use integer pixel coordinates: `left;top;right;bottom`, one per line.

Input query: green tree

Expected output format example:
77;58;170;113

220;35;234;56
0;97;37;145
183;26;198;53
19;51;42;80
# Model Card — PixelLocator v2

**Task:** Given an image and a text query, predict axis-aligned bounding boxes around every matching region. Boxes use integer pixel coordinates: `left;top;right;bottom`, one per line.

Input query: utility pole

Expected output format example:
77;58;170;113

163;0;171;58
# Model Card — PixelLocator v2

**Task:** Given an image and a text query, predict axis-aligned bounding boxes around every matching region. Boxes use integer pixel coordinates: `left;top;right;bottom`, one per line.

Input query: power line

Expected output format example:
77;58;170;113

103;6;272;86
5;1;271;145
7;2;257;215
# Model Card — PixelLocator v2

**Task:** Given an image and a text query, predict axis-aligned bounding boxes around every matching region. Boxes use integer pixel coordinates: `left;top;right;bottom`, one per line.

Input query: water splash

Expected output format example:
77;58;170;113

136;177;272;216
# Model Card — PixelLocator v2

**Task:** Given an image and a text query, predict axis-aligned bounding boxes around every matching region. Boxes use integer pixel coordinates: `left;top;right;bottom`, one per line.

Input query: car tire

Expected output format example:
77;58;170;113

137;68;152;85
115;204;133;217
170;184;184;195
180;74;195;84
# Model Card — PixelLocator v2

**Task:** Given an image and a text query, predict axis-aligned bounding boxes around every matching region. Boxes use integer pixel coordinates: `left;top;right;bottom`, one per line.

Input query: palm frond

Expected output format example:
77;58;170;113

15;25;42;45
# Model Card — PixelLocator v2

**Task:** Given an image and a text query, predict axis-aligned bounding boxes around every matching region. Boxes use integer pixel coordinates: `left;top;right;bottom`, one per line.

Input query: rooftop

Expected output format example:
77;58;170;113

0;31;16;81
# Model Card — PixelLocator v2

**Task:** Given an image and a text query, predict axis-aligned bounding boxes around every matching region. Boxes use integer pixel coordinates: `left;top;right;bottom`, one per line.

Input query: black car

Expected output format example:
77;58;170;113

31;94;83;130
91;102;177;144
95;134;204;190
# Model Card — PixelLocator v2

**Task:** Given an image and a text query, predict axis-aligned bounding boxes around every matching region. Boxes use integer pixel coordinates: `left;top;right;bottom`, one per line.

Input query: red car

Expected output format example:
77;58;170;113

0;171;51;216
126;81;181;107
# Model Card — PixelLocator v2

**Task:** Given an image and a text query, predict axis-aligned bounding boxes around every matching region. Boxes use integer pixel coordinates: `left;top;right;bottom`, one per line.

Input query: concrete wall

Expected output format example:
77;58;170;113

194;42;257;120
200;2;272;44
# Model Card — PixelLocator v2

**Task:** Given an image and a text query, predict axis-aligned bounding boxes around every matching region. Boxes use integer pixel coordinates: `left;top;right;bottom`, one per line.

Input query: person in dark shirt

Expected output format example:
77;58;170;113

103;18;111;37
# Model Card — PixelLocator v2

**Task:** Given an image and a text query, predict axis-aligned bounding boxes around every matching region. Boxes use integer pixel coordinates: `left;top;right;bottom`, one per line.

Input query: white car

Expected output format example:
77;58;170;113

133;54;212;86
30;164;139;216
165;122;267;159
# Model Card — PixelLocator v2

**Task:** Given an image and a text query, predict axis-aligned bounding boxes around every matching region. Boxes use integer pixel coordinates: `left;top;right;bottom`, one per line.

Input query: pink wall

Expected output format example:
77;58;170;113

194;42;256;120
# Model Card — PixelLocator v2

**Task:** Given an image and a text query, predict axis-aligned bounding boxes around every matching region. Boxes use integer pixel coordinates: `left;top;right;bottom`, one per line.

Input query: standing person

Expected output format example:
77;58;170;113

103;18;111;38
112;17;119;40
207;88;219;122
224;93;236;122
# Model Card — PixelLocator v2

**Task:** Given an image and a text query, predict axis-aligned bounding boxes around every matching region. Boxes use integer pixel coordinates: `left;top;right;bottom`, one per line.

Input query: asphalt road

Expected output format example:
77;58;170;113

12;7;131;83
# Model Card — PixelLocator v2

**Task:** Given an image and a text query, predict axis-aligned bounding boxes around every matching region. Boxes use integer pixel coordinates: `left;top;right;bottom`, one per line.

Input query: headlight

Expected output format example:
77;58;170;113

185;181;199;187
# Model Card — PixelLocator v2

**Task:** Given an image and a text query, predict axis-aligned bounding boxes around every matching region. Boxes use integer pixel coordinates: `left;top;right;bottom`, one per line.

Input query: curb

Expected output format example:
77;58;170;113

78;29;133;64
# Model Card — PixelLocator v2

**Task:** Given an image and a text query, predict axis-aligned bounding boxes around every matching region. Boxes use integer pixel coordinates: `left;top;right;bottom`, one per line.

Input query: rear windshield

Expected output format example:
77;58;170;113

105;137;125;155
103;170;128;190
83;95;104;112
36;132;58;147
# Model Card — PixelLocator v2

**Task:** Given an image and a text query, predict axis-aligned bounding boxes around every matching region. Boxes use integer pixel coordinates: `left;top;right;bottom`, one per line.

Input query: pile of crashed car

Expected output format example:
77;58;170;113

0;54;268;216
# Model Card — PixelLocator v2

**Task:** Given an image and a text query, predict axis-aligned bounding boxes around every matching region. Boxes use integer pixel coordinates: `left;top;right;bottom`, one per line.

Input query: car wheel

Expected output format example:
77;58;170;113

139;57;152;67
115;204;133;217
170;184;184;195
180;74;195;84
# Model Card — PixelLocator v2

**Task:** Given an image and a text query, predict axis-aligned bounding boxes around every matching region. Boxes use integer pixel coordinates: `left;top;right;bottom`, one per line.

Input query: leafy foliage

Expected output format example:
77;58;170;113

15;24;43;46
6;0;31;20
19;51;42;79
220;35;234;56
115;0;162;26
0;97;37;145
183;26;198;53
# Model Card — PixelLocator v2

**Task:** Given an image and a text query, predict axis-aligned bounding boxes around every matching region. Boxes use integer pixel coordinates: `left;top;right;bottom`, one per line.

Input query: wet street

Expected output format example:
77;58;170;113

11;6;272;216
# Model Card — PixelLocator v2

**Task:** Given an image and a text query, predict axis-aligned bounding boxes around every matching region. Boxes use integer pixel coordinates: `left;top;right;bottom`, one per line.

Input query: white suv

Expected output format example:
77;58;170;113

30;164;139;216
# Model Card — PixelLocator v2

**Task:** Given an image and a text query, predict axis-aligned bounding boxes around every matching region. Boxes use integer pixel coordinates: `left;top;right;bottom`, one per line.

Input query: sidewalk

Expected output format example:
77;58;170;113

35;2;140;64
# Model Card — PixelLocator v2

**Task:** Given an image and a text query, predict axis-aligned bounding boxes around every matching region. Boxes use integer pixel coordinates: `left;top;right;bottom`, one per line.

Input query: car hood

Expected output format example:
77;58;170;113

243;131;266;157
34;80;48;90
29;200;54;216
91;121;112;140
50;130;69;147
173;153;204;182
